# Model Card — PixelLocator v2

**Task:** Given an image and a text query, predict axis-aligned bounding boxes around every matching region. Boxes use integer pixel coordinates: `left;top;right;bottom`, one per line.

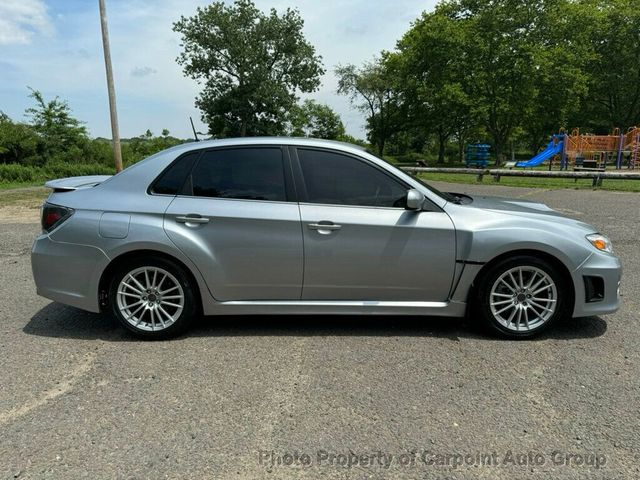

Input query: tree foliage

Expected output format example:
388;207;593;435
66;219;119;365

24;88;89;164
574;0;640;131
335;59;402;155
174;0;324;137
394;10;476;163
0;90;186;182
339;0;640;163
0;112;40;165
287;100;345;140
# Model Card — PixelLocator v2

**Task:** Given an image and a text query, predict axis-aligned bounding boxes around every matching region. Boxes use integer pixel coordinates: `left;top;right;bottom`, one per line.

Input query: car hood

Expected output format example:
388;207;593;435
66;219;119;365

457;194;596;231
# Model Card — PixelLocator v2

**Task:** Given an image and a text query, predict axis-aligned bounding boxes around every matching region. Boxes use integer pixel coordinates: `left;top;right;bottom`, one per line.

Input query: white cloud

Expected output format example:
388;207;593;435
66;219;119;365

0;0;53;45
131;66;158;77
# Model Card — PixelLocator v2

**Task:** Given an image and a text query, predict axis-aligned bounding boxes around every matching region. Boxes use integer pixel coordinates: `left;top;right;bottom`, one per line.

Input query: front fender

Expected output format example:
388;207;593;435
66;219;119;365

463;228;592;272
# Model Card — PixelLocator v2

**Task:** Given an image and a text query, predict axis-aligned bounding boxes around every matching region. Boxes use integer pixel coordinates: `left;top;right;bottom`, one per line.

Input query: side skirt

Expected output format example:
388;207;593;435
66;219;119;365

202;300;467;317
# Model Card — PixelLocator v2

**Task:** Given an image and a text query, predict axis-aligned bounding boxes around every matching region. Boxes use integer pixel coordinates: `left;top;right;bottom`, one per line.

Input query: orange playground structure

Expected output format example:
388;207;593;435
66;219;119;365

561;127;639;169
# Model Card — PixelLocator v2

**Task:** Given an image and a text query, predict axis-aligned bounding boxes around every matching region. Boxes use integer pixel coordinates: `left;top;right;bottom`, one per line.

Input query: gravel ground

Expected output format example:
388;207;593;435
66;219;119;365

0;182;638;480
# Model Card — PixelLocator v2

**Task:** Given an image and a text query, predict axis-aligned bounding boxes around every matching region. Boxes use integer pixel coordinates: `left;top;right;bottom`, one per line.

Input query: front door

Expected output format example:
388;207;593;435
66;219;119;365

293;147;456;301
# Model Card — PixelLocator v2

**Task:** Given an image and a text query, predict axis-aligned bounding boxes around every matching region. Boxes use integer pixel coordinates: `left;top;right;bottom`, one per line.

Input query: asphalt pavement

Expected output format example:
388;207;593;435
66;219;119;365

0;182;638;479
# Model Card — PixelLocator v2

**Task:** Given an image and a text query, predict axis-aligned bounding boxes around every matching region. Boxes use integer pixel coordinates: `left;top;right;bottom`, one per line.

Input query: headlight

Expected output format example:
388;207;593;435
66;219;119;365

586;233;613;253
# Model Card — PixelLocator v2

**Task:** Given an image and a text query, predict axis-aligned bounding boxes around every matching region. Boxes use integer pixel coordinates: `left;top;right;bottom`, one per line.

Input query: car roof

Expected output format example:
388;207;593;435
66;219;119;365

164;136;368;156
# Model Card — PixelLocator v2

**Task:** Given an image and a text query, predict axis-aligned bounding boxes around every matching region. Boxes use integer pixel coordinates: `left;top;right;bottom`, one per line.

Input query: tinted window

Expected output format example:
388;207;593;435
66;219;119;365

190;148;286;201
297;149;407;207
151;151;199;195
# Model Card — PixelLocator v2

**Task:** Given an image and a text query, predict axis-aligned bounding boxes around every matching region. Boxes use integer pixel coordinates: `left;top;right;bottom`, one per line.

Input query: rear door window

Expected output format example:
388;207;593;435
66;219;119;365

189;147;287;202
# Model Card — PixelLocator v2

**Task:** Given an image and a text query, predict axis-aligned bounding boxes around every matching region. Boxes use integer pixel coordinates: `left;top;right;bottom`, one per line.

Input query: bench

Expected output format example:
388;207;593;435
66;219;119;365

573;167;606;186
396;160;428;169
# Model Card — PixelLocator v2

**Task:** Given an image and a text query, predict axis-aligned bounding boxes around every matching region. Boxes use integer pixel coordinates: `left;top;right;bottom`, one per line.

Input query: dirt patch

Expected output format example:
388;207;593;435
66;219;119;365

0;205;41;224
0;187;47;223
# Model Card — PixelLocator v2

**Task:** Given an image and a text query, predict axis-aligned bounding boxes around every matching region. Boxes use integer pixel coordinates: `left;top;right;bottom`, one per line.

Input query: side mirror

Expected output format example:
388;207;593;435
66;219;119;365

405;188;425;210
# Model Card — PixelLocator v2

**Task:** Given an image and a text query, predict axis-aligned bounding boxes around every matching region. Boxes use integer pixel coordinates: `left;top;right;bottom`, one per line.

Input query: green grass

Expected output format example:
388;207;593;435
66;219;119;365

419;172;640;192
0;181;42;191
0;186;49;207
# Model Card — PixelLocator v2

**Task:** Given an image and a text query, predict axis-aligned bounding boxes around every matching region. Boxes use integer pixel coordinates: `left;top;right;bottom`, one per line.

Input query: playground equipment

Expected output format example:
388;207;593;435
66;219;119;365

517;127;640;169
465;143;491;167
516;134;564;168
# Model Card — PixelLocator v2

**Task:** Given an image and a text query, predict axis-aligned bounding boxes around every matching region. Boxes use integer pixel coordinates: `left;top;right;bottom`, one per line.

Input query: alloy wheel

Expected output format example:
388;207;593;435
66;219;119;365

116;266;185;332
489;266;557;332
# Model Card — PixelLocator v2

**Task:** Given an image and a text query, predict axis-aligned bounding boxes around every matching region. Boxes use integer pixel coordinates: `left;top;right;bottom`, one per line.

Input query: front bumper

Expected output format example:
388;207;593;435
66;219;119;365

31;234;109;312
571;250;621;317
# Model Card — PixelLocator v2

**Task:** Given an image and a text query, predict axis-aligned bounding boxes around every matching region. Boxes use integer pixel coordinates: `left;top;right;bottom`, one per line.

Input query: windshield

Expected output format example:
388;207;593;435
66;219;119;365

365;150;458;203
410;174;460;203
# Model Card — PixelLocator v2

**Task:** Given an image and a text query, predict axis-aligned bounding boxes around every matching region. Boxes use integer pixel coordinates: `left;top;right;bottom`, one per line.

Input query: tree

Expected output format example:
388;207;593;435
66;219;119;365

173;0;324;137
127;129;183;161
450;0;545;164
24;88;89;163
336;58;402;155
0;112;40;165
287;100;345;139
520;0;591;154
395;11;475;163
388;0;610;162
573;0;640;131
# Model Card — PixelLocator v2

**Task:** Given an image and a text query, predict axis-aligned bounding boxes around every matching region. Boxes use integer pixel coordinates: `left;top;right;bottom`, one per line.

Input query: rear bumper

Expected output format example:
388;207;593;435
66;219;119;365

572;251;621;317
31;235;109;312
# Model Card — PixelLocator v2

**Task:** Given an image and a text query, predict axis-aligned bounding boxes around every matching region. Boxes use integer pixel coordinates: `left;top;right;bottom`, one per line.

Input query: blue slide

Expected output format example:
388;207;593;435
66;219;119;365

516;138;564;167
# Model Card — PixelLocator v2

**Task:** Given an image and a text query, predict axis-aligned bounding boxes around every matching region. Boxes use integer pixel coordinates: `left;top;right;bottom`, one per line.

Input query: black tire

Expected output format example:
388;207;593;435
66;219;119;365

109;256;198;340
475;255;571;339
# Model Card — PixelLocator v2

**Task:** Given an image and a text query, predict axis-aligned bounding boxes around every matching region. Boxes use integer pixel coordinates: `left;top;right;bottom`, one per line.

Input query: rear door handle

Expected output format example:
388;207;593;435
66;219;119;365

308;221;341;234
175;214;210;225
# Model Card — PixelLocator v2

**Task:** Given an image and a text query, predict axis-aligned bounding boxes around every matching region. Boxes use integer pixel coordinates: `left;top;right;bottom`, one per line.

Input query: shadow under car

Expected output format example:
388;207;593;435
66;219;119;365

23;302;608;342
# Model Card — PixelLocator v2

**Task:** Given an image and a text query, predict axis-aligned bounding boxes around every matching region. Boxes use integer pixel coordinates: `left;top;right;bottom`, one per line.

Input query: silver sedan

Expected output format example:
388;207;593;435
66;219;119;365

31;138;621;339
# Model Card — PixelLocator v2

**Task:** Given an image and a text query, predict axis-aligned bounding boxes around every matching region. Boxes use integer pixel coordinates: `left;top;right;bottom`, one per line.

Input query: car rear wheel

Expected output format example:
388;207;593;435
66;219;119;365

476;255;570;338
109;257;197;339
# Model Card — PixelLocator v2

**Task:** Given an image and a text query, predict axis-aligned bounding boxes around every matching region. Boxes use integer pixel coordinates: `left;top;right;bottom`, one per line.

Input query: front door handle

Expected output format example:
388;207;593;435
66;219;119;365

308;221;341;234
175;214;210;225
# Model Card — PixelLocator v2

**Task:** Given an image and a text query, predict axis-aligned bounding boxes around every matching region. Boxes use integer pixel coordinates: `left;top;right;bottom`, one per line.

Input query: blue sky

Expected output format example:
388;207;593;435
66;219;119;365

0;0;437;139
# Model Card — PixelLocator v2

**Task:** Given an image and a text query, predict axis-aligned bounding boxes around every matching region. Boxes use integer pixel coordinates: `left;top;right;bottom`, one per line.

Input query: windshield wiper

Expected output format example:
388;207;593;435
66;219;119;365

445;192;472;205
444;192;462;204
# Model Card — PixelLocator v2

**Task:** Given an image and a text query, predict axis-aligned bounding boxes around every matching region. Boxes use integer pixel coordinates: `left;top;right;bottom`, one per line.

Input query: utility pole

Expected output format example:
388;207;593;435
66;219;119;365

98;0;123;172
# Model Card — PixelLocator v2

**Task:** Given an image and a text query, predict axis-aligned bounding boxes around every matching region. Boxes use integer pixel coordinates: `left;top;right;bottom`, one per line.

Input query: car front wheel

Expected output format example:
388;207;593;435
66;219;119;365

109;257;197;339
476;255;570;338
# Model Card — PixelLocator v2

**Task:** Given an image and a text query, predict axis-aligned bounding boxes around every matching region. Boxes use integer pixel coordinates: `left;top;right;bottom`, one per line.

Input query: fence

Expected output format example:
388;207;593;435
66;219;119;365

401;167;640;187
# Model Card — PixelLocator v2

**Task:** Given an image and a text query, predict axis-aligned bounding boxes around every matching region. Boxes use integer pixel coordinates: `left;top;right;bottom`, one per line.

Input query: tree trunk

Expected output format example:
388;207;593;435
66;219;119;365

437;139;446;164
458;136;465;164
493;140;504;166
437;128;448;164
240;120;247;137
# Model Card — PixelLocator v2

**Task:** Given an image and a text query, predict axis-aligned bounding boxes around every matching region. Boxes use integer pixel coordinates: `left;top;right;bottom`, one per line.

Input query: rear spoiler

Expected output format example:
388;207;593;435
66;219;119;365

45;175;112;192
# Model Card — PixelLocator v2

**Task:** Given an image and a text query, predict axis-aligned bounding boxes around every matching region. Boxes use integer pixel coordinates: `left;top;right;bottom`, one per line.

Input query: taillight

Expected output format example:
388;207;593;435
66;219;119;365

41;203;74;233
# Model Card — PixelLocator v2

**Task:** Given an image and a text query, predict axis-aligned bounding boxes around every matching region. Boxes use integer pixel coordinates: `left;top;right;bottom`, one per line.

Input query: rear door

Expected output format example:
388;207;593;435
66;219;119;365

292;147;456;301
163;146;303;301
